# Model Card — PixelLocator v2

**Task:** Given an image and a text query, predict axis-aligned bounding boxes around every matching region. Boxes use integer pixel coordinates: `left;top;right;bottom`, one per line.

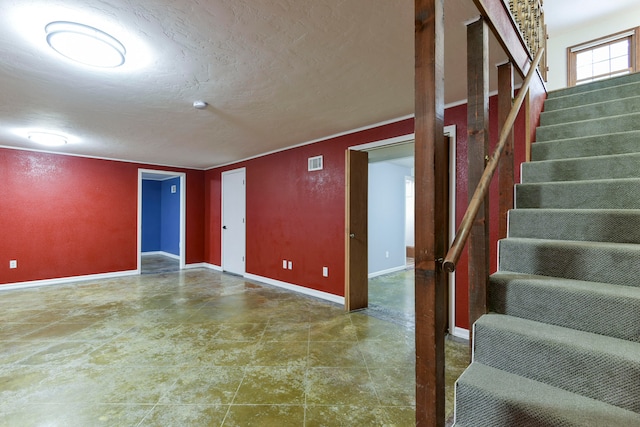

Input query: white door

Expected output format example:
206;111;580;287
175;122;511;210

222;168;246;275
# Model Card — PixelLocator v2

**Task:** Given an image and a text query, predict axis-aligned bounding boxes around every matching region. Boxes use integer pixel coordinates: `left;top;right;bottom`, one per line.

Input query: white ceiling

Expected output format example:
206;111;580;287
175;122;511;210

0;0;628;169
543;0;640;35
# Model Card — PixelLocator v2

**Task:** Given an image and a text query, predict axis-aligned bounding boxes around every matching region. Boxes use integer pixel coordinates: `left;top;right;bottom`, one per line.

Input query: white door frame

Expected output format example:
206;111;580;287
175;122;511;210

221;167;246;275
443;125;459;338
137;169;187;271
348;126;458;336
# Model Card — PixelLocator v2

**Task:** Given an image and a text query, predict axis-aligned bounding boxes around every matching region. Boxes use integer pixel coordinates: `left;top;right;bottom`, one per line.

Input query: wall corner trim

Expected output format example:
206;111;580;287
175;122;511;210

453;327;470;341
244;273;345;305
190;263;222;271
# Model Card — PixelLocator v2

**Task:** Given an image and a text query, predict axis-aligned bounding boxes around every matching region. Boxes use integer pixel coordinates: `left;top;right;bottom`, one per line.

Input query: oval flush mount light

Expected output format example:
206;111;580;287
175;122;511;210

28;132;68;147
45;21;126;68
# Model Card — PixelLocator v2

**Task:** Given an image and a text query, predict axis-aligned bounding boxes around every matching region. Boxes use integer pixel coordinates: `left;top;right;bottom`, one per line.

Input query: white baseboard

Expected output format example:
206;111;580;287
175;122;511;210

142;251;180;260
200;263;223;271
244;273;344;305
452;326;470;340
368;265;407;278
0;270;139;292
183;262;209;270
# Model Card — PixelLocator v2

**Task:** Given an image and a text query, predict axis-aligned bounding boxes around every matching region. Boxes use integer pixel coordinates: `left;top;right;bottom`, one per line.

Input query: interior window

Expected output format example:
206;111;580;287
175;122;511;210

568;28;639;86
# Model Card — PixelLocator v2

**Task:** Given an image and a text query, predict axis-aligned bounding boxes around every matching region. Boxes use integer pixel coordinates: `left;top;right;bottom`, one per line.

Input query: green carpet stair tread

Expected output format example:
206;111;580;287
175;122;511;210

489;271;640;342
544;80;640;111
536;112;640;142
531;130;640;161
546;72;640;99
507;209;640;243
498;238;640;287
521;152;640;183
540;95;640;126
453;363;640;427
473;314;640;413
516;178;640;209
455;72;640;424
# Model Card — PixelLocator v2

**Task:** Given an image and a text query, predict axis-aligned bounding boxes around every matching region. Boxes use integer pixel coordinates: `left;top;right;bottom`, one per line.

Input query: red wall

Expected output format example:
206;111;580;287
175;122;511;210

205;120;414;296
1;94;532;331
0;148;204;285
204;102;528;330
445;95;528;328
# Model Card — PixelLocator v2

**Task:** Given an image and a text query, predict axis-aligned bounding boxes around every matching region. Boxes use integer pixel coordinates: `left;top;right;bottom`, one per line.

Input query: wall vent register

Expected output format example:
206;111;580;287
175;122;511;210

308;155;323;171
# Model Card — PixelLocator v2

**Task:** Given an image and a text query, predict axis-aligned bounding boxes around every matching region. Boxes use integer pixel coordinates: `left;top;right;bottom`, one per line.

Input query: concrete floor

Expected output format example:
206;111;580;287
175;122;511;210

0;258;468;426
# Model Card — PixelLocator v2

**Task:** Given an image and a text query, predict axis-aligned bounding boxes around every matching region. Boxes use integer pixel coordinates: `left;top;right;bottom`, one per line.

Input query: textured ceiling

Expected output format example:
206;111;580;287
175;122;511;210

0;0;623;169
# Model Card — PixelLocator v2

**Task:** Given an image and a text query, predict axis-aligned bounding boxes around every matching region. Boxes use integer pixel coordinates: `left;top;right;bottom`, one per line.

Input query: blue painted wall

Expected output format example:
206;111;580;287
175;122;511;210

368;162;411;275
141;180;161;252
161;177;180;256
142;177;180;256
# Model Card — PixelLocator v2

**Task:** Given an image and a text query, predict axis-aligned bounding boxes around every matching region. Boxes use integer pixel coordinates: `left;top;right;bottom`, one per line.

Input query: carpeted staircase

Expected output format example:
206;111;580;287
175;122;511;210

453;73;640;426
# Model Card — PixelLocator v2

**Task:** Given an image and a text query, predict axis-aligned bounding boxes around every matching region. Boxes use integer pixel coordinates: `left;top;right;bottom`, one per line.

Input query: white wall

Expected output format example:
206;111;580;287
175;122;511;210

368;162;411;275
405;177;415;248
547;6;640;91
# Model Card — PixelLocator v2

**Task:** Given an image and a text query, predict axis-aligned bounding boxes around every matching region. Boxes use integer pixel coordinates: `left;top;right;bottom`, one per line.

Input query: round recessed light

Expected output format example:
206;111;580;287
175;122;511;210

28;132;68;147
45;21;126;68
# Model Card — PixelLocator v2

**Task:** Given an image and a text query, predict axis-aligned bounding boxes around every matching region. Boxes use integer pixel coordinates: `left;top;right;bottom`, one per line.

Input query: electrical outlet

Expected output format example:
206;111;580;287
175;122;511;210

288;261;292;270
323;266;328;277
9;260;17;269
385;251;389;258
282;260;287;269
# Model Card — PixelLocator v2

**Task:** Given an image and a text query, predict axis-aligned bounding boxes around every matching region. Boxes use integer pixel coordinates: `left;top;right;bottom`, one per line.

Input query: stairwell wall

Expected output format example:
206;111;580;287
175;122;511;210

546;5;640;91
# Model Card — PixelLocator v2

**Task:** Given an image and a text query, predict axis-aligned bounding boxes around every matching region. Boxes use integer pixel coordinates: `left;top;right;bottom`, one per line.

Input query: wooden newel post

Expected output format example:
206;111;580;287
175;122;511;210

466;17;490;344
414;0;446;425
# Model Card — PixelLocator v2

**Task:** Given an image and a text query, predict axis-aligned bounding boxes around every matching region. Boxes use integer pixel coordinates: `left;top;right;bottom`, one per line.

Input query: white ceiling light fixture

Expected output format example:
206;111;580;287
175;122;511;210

27;132;68;147
45;21;126;68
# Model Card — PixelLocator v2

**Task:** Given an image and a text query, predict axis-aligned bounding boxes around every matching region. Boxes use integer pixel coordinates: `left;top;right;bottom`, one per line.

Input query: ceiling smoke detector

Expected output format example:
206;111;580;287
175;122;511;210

193;101;208;109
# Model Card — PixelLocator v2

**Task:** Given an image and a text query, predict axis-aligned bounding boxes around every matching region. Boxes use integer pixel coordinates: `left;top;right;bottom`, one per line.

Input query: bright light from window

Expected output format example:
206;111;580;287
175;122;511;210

572;36;632;85
46;21;126;67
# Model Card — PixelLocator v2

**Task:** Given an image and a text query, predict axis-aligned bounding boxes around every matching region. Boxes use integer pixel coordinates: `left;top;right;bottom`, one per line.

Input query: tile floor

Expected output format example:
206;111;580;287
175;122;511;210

0;261;468;426
141;254;180;275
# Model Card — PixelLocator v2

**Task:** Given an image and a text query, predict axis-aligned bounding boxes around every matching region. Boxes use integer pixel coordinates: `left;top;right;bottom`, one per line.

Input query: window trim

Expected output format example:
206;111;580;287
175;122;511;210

567;27;640;86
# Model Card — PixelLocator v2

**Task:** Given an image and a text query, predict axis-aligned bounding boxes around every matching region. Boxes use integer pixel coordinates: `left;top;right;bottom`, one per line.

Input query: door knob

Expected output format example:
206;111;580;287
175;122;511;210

223;226;227;229
349;233;355;238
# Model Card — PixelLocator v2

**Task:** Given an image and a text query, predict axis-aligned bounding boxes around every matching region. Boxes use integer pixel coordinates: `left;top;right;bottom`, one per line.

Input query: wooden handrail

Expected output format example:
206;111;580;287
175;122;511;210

442;48;544;273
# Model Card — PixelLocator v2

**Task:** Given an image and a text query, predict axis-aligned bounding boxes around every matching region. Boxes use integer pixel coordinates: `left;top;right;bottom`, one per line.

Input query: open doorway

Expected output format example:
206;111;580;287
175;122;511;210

138;169;186;274
345;126;457;334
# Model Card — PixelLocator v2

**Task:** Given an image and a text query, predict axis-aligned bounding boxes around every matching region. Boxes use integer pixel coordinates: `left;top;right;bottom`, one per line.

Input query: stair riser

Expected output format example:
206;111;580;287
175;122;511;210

544;81;640;111
540;96;640;126
536;113;640;142
489;274;640;342
508;210;640;243
498;239;640;288
547;72;640;99
516;179;640;209
474;321;640;413
531;131;640;161
522;153;640;183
